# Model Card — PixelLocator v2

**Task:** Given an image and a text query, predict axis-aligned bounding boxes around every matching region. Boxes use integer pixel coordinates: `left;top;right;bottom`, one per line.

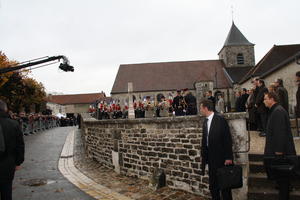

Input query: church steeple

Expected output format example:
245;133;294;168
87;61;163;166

223;22;254;47
218;22;255;68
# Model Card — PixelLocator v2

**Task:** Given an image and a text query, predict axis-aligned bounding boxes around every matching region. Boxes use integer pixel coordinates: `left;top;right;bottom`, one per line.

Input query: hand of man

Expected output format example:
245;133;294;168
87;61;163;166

275;152;283;155
224;160;233;165
15;166;22;171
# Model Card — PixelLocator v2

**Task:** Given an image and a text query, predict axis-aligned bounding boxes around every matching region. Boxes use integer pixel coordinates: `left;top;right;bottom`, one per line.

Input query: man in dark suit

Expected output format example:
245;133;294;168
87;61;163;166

0;100;25;200
200;100;233;200
255;79;268;136
263;92;296;200
206;91;216;111
240;88;249;112
295;71;300;117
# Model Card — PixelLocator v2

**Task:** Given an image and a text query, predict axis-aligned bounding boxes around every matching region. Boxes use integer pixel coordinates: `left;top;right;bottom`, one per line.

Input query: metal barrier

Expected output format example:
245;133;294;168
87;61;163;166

20;118;59;136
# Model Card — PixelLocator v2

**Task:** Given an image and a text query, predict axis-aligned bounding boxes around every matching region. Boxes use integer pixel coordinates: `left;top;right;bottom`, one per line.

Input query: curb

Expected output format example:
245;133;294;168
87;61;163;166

58;130;133;200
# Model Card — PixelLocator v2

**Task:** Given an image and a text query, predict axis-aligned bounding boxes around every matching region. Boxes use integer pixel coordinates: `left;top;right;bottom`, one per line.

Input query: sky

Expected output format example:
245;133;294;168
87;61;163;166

0;0;299;96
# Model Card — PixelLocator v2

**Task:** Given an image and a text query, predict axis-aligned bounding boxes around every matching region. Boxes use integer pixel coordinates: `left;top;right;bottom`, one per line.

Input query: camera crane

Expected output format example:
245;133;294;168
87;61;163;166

0;55;74;74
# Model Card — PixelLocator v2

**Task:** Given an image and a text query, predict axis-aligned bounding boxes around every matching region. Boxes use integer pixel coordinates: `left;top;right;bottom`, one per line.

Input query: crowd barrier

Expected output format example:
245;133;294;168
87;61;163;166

20;118;60;135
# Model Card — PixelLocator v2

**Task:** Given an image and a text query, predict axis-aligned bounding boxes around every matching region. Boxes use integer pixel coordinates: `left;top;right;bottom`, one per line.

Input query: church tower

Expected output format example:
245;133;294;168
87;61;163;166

218;22;255;68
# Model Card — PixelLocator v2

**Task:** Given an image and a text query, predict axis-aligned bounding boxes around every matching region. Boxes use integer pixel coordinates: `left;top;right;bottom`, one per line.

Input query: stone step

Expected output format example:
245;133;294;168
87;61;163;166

249;173;300;189
249;161;265;173
249;154;300;169
248;187;300;200
249;153;264;162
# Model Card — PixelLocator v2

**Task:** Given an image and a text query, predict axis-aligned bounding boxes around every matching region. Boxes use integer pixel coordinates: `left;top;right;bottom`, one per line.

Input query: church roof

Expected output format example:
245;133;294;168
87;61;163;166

223;66;253;84
240;44;300;83
111;60;231;94
223;22;254;47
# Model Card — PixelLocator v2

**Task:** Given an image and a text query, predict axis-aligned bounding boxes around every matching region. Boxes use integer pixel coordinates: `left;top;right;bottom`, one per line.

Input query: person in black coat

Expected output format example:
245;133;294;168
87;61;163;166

274;78;289;113
200;100;233;200
183;88;197;115
172;90;185;116
0;100;25;200
235;91;243;112
255;79;268;136
263;92;296;200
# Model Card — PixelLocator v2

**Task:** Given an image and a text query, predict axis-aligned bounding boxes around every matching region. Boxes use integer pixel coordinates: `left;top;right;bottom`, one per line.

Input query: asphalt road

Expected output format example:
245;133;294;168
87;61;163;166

12;126;95;200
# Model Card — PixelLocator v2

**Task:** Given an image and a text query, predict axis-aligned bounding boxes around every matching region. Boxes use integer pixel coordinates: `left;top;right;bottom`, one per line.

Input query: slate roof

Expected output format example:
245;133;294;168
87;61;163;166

223;66;253;84
111;60;231;94
240;44;300;83
47;93;107;105
223;22;254;47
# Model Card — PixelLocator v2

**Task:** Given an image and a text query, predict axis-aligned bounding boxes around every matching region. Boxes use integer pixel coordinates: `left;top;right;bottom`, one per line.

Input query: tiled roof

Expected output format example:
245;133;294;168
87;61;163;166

111;60;231;94
240;44;300;83
47;93;106;105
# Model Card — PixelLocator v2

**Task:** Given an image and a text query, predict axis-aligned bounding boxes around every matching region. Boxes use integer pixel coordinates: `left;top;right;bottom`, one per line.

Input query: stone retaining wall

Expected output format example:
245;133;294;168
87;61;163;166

82;113;248;199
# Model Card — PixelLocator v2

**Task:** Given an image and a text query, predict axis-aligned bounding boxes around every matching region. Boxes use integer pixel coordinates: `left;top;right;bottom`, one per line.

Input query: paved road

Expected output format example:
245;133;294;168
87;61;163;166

13;127;95;200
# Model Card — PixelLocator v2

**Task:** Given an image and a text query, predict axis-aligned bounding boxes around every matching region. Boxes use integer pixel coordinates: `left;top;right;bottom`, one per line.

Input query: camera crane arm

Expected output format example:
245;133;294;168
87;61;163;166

0;55;74;74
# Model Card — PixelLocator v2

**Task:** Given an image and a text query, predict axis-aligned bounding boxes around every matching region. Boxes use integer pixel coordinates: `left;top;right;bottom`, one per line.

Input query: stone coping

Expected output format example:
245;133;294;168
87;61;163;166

83;112;247;124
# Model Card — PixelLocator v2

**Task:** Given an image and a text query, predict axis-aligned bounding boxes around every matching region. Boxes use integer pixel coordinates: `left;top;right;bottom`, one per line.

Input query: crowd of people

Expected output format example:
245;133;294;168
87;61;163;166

241;78;288;136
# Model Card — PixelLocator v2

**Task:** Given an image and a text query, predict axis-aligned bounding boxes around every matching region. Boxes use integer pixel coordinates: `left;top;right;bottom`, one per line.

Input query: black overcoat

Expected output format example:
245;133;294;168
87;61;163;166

276;86;289;113
201;113;233;172
255;85;268;114
0;111;25;183
264;104;296;156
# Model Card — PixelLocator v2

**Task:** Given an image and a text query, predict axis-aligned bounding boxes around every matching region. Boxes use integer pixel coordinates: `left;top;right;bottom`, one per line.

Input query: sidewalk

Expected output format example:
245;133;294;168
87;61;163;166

58;129;204;200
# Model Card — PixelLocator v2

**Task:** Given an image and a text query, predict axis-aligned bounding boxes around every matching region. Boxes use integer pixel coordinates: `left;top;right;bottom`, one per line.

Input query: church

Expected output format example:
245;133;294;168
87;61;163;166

111;22;300;112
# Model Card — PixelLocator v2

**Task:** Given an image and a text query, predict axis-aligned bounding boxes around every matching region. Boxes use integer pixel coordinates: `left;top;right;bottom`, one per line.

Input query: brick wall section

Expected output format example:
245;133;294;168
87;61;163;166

118;116;209;196
82;113;248;198
83;122;115;168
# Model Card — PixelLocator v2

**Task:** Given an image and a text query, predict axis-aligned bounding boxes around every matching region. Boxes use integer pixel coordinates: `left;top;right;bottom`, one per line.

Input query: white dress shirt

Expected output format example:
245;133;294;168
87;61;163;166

206;112;214;146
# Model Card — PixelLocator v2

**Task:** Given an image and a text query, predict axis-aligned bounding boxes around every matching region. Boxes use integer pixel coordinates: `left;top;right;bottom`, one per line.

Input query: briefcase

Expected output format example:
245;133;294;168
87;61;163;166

217;165;243;190
264;155;299;180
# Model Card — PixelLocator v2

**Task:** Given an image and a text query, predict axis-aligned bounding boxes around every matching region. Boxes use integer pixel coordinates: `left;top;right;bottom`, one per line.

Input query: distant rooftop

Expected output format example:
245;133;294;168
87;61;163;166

47;92;107;105
240;44;300;83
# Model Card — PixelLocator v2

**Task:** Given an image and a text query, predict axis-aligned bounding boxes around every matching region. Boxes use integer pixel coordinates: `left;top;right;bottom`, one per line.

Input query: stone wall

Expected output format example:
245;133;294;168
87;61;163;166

82;113;249;199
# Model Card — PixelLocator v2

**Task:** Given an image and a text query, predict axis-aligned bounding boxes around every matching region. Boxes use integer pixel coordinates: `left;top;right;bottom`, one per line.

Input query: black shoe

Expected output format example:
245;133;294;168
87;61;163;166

259;132;266;137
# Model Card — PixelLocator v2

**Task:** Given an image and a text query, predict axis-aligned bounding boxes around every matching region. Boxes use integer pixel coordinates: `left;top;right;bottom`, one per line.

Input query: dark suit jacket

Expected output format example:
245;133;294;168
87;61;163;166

201;113;233;172
296;86;300;117
264;104;296;156
0;111;25;183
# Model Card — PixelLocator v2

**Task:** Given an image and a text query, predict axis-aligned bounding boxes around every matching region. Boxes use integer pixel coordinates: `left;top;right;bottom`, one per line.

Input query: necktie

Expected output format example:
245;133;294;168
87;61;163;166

204;118;209;147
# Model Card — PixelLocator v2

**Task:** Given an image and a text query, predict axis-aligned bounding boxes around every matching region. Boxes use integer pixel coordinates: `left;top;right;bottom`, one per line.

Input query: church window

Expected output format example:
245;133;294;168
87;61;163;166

237;53;244;64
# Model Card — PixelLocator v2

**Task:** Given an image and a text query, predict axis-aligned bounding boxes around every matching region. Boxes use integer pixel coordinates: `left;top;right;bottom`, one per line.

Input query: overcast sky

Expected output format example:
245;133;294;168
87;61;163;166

0;0;299;95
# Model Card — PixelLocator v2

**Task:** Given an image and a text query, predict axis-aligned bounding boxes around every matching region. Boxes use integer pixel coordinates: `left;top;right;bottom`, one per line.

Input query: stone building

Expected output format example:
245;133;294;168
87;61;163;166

111;22;255;110
240;44;300;114
46;92;107;116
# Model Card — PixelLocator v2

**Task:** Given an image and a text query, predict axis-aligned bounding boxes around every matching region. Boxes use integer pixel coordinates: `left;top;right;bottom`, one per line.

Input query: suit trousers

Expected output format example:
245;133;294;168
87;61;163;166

259;112;268;133
276;178;290;200
208;165;233;200
0;180;13;200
